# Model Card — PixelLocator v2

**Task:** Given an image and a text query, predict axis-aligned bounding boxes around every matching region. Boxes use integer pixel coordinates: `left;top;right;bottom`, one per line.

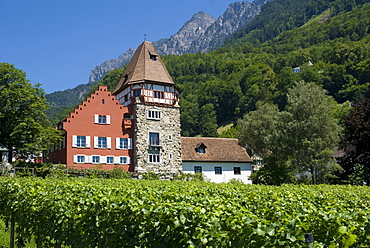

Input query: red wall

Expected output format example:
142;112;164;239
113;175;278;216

45;86;134;171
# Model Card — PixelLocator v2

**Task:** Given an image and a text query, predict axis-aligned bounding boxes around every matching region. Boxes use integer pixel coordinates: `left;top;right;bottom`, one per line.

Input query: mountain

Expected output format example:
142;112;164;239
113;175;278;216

88;0;268;83
46;81;97;108
88;48;135;83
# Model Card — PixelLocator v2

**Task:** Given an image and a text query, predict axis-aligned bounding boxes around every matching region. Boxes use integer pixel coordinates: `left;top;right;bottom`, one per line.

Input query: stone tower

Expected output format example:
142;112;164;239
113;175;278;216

112;41;182;174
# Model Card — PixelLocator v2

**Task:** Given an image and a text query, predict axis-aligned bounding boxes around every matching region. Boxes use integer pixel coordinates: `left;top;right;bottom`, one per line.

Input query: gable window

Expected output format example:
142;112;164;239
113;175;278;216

148;147;160;163
194;166;202;173
154;91;164;99
147;109;161;120
215;167;222;175
94;114;111;124
99;115;106;124
106;156;114;164
199;148;205;154
234;167;241;175
149;132;160;146
92;156;100;164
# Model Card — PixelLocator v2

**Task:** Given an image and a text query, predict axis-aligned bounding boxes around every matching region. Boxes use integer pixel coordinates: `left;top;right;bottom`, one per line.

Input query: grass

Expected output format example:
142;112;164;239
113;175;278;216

0;219;36;248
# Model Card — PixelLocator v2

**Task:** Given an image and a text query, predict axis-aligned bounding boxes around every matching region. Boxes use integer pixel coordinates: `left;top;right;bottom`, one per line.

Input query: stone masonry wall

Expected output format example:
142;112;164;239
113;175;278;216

133;103;182;174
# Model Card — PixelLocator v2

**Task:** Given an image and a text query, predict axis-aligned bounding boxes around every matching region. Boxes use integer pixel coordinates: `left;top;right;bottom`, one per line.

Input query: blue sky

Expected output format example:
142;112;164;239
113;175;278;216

1;0;241;93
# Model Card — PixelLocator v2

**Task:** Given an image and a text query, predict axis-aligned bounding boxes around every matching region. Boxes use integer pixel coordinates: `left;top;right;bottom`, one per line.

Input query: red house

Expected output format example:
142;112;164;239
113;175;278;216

45;85;134;171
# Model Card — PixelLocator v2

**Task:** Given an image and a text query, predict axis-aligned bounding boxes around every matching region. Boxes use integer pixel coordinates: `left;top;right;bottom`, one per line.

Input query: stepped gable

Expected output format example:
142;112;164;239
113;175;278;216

181;137;252;163
62;85;126;125
113;41;175;95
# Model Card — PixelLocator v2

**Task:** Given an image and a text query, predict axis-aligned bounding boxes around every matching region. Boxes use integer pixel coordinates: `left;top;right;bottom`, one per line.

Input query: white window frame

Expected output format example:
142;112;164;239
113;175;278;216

148;132;160;146
94;136;111;149
106;156;114;164
116;138;132;150
73;154;86;164
147;109;161;120
94;114;110;124
92;155;100;164
119;156;131;165
72;135;90;148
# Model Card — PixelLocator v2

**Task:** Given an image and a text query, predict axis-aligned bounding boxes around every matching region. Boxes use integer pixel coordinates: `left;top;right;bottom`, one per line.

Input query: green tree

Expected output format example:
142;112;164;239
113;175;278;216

0;63;61;162
199;103;218;137
339;98;370;185
237;101;280;157
239;82;342;185
282;81;342;184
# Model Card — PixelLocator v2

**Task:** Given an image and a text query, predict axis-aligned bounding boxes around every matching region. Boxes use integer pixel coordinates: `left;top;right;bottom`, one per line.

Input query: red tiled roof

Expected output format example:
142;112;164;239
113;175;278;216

181;137;252;163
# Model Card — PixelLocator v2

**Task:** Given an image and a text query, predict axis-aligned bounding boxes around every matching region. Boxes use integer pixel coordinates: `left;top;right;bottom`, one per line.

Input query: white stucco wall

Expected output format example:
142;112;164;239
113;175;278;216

182;161;252;184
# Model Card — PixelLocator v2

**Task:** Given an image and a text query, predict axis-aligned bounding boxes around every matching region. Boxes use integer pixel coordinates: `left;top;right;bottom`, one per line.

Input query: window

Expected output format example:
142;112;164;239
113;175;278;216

77;155;85;163
92;156;100;164
150;54;157;61
147;109;161;120
168;134;172;141
116;138;132;150
102;99;105;104
215;167;222;175
98;137;107;148
99;115;106;124
106;156;114;164
120;138;128;149
234;167;241;175
94;114;110;124
120;157;127;164
154;91;164;99
148;147;160;163
194;166;202;173
195;143;207;154
133;89;141;97
149;132;160;146
76;136;86;148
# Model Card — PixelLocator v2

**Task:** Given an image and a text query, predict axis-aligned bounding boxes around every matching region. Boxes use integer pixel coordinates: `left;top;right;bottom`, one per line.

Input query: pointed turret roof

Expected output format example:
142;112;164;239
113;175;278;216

113;41;175;95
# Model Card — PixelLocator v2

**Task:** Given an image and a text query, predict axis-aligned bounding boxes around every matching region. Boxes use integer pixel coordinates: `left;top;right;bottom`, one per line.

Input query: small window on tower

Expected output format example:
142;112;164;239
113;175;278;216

102;99;105;104
133;89;141;97
150;54;157;61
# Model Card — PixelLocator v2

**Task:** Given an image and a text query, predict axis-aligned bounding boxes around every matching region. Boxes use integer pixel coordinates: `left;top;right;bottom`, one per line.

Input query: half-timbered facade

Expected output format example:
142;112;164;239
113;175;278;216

113;41;182;174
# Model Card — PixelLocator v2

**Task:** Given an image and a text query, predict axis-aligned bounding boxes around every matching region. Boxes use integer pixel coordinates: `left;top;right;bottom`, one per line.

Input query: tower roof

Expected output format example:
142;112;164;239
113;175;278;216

113;41;175;95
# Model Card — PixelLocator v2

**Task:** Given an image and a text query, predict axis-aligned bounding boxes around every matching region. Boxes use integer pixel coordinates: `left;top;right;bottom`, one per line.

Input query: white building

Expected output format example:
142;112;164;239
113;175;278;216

181;137;253;184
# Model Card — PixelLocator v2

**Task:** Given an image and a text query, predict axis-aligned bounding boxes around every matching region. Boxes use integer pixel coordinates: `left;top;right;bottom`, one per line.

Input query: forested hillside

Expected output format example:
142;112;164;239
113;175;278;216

51;0;370;138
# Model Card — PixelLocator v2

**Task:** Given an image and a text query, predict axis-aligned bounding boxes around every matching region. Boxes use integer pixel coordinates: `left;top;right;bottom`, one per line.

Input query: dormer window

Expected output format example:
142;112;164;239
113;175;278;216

150;53;157;61
195;143;207;154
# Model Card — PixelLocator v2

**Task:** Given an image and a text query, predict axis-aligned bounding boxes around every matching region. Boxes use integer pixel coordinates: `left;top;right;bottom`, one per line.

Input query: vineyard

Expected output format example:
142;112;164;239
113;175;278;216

1;178;370;247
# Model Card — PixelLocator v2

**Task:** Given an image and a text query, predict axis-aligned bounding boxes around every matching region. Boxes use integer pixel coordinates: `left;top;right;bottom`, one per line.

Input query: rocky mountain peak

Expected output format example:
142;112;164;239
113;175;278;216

89;0;268;83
